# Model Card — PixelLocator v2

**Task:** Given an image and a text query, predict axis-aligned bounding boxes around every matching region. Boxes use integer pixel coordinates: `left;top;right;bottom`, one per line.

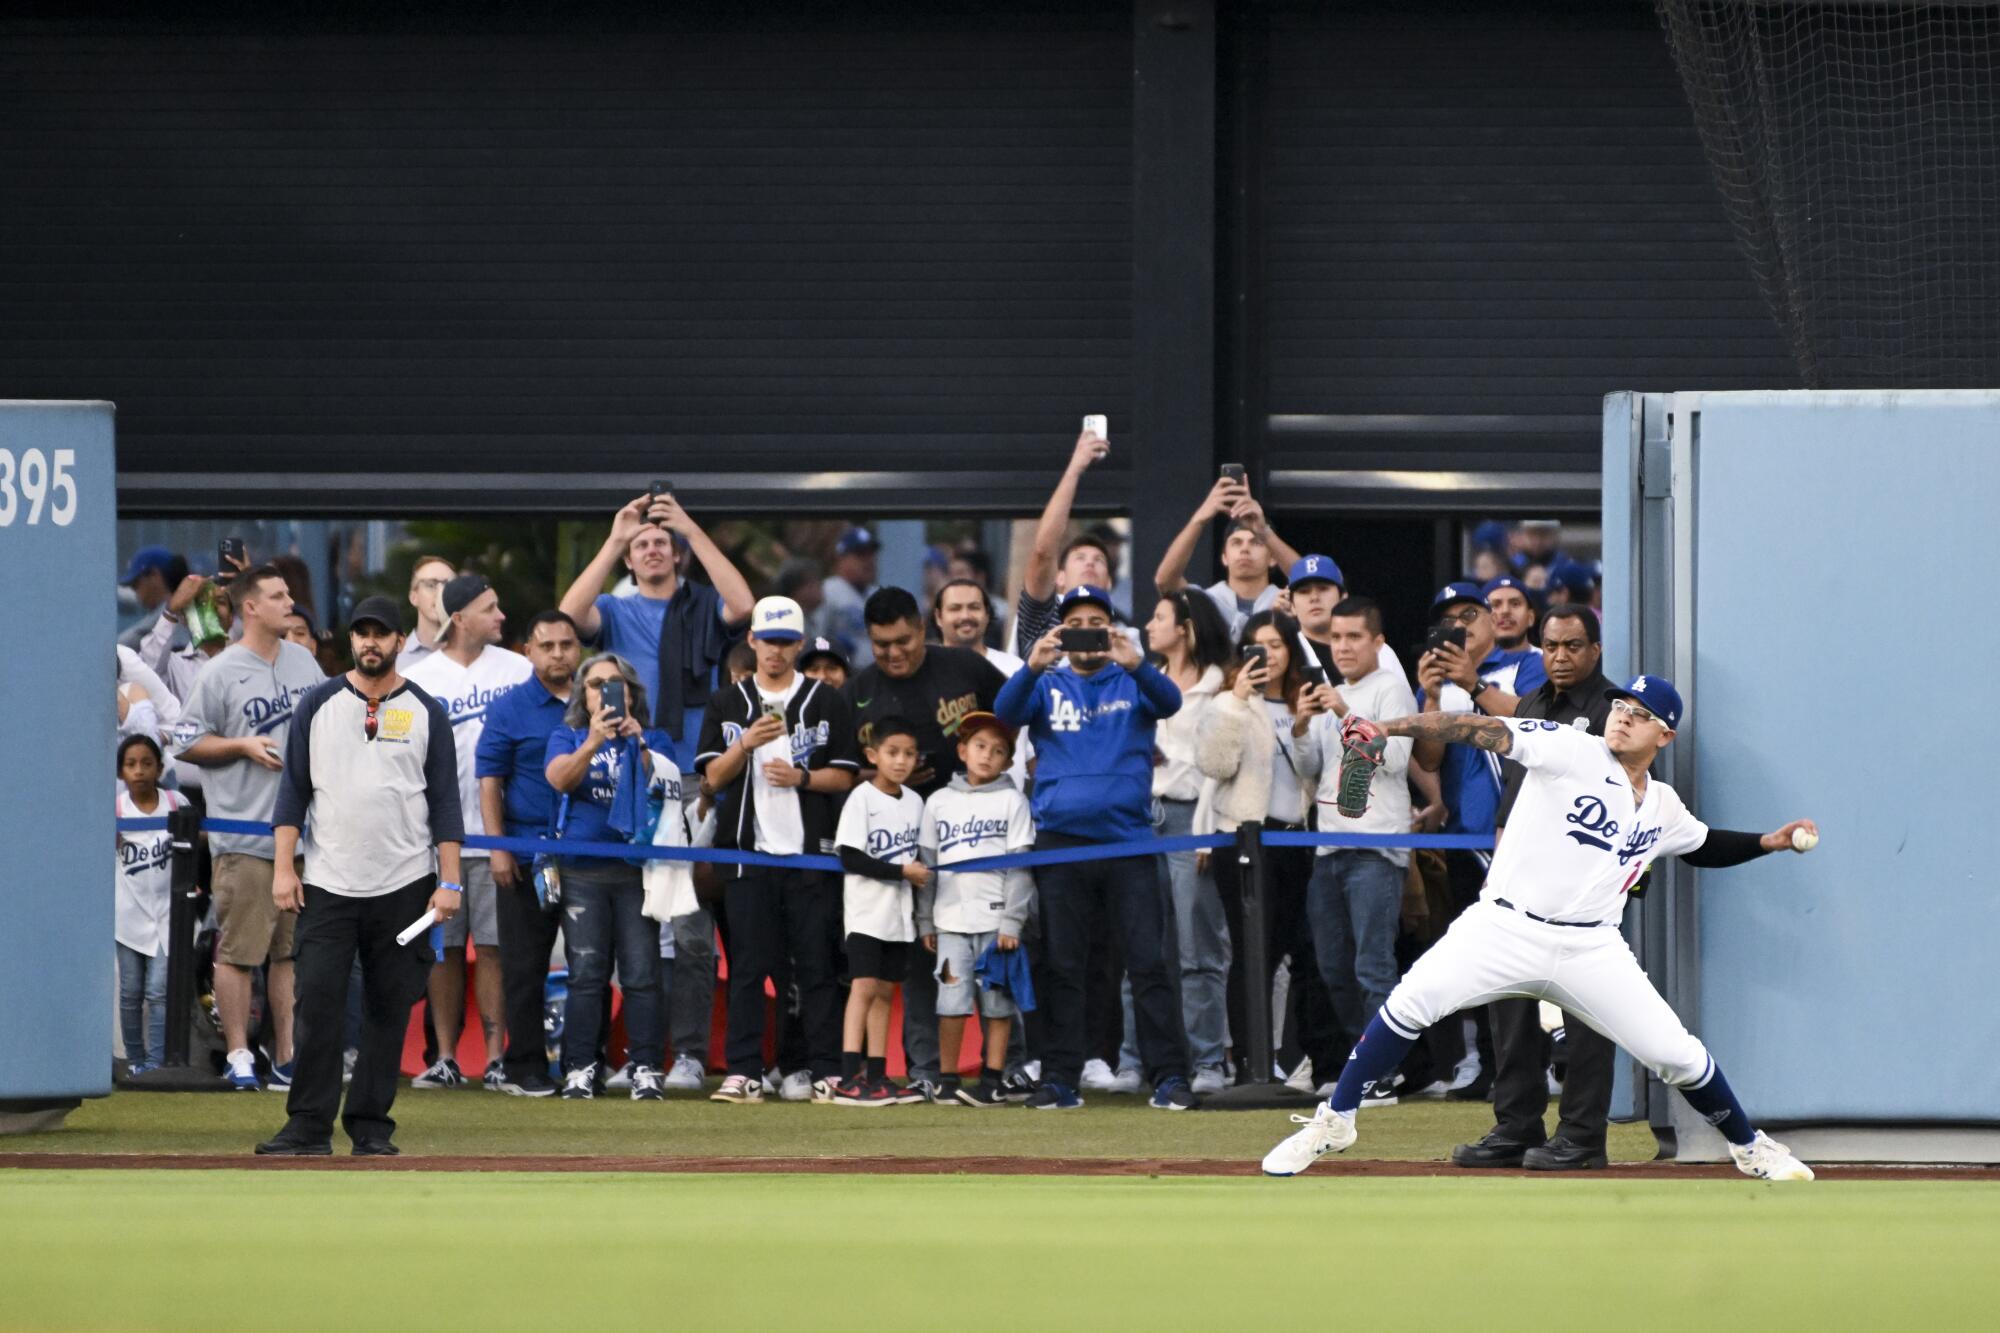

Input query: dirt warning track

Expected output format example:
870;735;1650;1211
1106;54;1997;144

2;1152;1994;1181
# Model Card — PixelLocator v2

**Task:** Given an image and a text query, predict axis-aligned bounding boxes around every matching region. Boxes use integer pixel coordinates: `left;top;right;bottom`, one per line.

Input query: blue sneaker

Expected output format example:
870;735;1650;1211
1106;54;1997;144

266;1060;294;1091
1149;1075;1196;1111
225;1050;261;1092
1026;1082;1083;1110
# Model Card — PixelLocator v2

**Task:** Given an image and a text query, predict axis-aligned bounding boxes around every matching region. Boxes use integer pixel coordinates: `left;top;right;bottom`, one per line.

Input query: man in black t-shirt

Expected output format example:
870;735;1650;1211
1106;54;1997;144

847;588;1009;800
844;586;1009;1098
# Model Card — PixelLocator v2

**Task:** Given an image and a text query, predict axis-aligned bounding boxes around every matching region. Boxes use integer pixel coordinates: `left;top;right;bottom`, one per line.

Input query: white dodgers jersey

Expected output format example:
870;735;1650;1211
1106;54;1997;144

1481;722;1708;924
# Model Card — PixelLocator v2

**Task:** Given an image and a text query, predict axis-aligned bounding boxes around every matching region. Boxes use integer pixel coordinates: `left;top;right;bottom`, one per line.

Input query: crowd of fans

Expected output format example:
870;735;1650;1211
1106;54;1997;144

112;427;1606;1131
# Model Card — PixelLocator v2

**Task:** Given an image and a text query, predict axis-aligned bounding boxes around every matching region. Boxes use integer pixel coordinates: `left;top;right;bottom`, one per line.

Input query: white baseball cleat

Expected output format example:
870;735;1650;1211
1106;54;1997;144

1729;1130;1815;1182
1261;1104;1358;1177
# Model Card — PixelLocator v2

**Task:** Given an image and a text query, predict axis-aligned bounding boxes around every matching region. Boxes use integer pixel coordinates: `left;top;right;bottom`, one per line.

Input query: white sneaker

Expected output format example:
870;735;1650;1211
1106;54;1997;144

605;1061;636;1090
1729;1130;1814;1182
811;1077;838;1104
664;1054;705;1090
1261;1104;1358;1177
1284;1057;1316;1094
630;1066;665;1101
1447;1053;1482;1092
780;1070;814;1102
1079;1059;1117;1092
1191;1066;1228;1095
711;1074;762;1104
760;1068;781;1096
1108;1065;1144;1096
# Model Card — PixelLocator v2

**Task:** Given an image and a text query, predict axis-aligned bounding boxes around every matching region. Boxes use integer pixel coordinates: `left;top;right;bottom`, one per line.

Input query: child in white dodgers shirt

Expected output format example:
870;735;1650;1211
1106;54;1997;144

916;712;1036;1107
831;718;930;1104
115;735;187;1074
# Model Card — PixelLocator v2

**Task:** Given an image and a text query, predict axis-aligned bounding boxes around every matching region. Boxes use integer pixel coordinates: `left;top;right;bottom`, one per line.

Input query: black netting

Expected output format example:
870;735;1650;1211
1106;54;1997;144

1656;1;2000;387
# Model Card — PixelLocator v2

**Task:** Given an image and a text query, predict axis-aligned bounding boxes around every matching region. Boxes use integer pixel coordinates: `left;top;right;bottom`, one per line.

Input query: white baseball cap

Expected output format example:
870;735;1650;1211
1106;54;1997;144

750;595;806;642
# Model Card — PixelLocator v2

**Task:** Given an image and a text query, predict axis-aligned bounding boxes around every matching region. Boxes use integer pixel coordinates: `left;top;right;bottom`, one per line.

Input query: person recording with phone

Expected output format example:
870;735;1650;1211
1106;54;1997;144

543;653;674;1101
696;596;860;1105
995;585;1192;1111
1194;610;1344;1091
558;486;755;773
1155;468;1305;640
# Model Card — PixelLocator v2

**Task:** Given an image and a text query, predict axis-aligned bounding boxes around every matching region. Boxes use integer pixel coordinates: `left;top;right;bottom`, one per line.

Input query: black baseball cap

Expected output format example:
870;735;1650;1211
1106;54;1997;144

348;596;404;635
439;573;492;643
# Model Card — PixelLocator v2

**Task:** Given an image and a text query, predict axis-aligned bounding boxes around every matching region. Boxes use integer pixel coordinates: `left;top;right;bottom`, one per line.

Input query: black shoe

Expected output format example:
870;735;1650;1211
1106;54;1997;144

1450;1131;1538;1169
1446;1073;1494;1102
1360;1077;1400;1107
254;1131;333;1157
498;1070;558;1098
1522;1137;1608;1171
351;1138;401;1158
1000;1071;1037;1103
956;1079;1009;1108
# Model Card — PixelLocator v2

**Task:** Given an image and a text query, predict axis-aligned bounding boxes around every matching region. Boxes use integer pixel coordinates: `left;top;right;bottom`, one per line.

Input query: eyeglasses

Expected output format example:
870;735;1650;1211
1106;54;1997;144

1543;638;1593;655
363;696;380;741
1437;608;1484;628
1609;698;1658;725
413;578;449;593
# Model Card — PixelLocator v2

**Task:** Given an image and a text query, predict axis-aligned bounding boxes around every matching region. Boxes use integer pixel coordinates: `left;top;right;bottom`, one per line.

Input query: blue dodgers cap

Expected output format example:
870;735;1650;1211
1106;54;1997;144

1547;558;1597;597
834;527;879;556
1482;575;1533;600
1430;581;1489;615
1605;674;1683;730
749;595;806;642
1470;520;1511;552
1056;584;1116;617
1287;554;1345;589
119;545;177;586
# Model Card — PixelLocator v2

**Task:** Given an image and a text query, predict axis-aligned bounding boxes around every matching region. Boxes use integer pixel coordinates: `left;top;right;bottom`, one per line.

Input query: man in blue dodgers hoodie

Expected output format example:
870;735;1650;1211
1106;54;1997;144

995;585;1194;1111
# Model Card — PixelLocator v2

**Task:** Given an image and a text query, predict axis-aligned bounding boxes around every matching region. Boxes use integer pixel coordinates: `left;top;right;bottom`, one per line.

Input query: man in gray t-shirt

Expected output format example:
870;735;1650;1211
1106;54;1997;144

172;565;326;1091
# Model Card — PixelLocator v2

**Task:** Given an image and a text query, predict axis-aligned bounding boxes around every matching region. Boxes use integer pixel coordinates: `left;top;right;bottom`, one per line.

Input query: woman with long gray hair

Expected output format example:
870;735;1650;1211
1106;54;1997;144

543;652;667;1102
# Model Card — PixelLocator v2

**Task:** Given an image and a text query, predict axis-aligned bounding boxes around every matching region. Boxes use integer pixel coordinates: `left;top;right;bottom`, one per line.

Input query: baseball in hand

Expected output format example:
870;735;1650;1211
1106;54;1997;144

1791;827;1818;853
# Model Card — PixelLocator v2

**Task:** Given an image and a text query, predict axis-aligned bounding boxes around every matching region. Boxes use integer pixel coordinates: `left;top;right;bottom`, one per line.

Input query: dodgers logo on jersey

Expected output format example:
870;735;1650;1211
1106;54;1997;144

1617;824;1662;866
866;825;918;860
1049;690;1084;734
1564;796;1620;851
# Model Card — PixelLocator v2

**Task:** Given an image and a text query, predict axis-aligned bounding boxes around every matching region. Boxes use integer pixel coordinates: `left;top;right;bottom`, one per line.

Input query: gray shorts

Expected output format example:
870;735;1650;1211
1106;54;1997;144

934;930;1016;1019
441;860;501;949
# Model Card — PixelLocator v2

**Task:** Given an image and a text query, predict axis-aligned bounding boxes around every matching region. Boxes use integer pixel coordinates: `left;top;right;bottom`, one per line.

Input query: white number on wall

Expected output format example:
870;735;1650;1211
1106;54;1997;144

0;449;78;527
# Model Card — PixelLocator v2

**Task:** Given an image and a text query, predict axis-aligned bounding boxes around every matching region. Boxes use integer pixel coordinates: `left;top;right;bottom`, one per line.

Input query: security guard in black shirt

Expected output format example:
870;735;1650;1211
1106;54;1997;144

1451;606;1620;1171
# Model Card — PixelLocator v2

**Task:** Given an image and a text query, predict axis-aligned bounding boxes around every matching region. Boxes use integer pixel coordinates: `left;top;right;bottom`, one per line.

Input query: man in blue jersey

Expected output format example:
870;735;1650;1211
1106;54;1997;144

995;585;1192;1111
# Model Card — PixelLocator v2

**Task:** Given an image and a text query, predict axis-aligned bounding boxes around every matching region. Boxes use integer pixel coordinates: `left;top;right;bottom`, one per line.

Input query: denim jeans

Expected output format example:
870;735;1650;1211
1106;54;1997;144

559;861;663;1075
1121;798;1230;1073
1305;850;1405;1038
116;944;168;1067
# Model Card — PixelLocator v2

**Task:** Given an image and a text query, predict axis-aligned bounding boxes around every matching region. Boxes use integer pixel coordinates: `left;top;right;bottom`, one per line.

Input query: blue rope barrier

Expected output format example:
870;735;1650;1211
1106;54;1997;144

114;818;1489;868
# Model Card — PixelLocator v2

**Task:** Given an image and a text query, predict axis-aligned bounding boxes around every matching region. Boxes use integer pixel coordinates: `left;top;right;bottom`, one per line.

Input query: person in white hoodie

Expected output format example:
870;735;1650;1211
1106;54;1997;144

1195;610;1344;1087
1295;596;1417;1102
1120;588;1236;1094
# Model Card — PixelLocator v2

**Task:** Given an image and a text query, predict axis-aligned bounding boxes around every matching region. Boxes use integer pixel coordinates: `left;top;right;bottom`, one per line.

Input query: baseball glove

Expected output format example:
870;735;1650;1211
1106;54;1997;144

1335;715;1387;819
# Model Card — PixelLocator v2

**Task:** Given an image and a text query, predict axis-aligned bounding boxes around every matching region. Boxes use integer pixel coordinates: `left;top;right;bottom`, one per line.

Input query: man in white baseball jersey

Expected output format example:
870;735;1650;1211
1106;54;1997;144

1262;674;1821;1182
403;573;531;1089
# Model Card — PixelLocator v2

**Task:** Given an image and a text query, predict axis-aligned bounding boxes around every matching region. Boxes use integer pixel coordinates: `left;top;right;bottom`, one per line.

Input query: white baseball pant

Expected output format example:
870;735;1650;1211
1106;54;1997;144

1380;900;1711;1087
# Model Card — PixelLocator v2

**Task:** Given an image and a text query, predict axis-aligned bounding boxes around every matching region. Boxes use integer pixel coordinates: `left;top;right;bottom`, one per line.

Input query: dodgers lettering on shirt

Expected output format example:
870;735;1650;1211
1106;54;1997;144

404;646;533;855
1480;722;1708;924
836;781;923;942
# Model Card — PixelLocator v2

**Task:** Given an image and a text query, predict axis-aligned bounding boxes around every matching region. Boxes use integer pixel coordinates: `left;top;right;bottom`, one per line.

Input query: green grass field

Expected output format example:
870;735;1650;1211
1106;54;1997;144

6;1093;1996;1331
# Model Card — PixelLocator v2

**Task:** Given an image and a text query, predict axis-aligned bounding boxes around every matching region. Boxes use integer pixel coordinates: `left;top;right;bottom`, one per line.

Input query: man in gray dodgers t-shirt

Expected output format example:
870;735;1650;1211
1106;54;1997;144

172;565;326;1091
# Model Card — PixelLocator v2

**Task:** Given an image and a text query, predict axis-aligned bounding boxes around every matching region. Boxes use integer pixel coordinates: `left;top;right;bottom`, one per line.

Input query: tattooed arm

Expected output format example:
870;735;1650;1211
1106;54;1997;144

1376;711;1515;757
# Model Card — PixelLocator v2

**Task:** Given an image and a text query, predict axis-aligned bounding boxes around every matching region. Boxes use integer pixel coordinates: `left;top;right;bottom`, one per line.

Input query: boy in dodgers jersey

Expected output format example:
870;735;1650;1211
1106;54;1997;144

831;717;930;1106
917;712;1036;1108
1262;676;1822;1182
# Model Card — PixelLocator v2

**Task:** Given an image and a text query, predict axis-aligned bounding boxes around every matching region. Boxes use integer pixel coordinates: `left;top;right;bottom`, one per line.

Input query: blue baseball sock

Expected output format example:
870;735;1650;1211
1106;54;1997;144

1678;1059;1756;1146
1327;1014;1417;1113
